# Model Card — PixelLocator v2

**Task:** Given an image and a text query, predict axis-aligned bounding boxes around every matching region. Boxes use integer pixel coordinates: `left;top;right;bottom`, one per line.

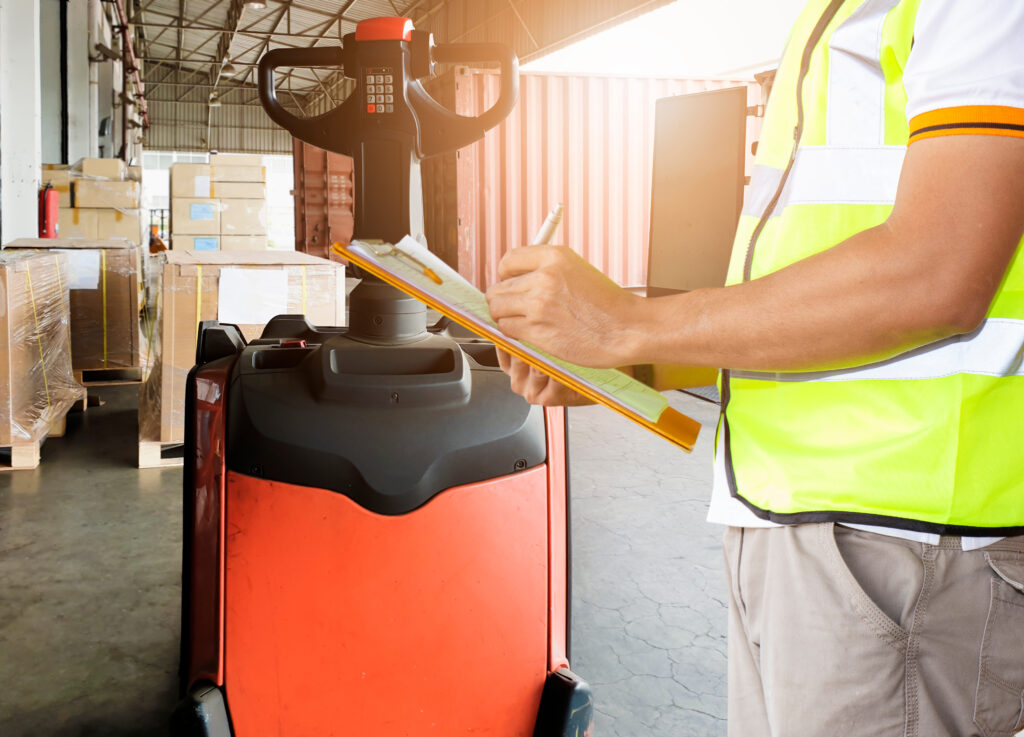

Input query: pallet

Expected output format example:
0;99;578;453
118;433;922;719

74;366;143;386
0;391;84;470
0;441;42;471
138;440;185;469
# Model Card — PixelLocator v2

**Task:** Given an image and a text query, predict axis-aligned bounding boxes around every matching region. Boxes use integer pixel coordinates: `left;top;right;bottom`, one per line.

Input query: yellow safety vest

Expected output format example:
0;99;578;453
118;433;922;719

719;0;1024;534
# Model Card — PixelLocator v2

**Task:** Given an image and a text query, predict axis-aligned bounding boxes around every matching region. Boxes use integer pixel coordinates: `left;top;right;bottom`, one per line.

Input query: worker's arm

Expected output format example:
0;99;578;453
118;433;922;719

486;134;1024;377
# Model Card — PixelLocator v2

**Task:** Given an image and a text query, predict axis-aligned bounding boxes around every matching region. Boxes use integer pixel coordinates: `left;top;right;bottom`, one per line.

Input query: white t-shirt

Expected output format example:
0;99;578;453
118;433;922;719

707;0;1024;551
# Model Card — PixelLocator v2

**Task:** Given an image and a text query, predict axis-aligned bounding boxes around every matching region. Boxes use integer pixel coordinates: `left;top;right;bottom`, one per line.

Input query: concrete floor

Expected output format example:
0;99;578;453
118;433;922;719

0;386;726;737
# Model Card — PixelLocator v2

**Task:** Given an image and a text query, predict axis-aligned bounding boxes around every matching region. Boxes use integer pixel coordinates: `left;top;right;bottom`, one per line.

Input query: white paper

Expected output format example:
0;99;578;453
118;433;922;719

217;268;288;325
194;175;211;197
54;248;101;290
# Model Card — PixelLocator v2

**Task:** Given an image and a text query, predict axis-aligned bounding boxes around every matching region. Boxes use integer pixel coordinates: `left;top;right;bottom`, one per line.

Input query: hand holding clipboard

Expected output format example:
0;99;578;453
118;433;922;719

331;235;701;452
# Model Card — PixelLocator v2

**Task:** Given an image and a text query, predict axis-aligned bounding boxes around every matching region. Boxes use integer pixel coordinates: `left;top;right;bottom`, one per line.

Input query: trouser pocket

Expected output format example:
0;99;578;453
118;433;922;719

974;554;1024;737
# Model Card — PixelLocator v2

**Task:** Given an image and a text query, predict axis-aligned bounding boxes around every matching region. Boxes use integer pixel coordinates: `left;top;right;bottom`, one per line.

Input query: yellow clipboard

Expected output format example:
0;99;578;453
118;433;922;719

332;241;701;452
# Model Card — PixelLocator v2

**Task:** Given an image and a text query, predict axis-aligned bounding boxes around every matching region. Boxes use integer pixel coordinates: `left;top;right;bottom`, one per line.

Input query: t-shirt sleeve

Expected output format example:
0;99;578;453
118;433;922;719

903;0;1024;144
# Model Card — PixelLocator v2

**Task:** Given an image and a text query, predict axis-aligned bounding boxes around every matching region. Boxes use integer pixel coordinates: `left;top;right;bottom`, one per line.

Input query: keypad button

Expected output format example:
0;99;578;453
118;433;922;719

367;84;376;93
367;104;375;113
366;75;374;85
385;84;393;93
385;74;393;83
385;104;393;113
376;74;384;83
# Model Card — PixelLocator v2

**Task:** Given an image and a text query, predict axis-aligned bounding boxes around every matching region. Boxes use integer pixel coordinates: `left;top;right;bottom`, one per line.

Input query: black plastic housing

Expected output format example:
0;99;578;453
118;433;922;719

222;316;546;515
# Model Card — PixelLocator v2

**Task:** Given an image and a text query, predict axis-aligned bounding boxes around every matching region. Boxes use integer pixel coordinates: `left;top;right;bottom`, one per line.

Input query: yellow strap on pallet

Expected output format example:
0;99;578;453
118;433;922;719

24;265;52;412
301;265;308;314
101;249;108;368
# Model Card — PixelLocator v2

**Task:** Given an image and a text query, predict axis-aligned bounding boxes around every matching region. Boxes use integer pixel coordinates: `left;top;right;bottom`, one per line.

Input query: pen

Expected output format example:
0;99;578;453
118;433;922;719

531;203;565;245
390;245;443;285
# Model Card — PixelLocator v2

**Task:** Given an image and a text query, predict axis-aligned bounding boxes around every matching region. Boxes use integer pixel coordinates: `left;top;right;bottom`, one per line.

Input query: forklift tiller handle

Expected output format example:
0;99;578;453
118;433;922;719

258;46;344;143
423;42;519;151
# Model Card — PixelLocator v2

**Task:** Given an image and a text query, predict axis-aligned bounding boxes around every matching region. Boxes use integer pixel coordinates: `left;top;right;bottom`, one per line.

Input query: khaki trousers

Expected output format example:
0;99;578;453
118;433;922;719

724;523;1024;737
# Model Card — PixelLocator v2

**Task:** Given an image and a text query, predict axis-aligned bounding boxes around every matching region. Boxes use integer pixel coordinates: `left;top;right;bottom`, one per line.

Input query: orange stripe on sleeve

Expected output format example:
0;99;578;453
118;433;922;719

909;105;1024;143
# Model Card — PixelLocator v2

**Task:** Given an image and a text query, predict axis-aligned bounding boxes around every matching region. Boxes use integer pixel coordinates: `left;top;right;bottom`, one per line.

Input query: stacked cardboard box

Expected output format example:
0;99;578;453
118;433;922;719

45;158;145;246
6;238;142;372
170;155;269;252
0;250;83;460
138;251;345;451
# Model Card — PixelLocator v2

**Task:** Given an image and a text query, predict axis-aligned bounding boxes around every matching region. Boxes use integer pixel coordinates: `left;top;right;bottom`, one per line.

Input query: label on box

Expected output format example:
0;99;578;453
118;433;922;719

217;268;288;325
190;203;216;221
54;248;101;290
194;237;219;251
194;175;211;198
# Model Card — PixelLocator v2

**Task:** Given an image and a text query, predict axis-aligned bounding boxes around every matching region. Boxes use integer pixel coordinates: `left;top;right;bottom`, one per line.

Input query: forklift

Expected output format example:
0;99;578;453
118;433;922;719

171;17;592;737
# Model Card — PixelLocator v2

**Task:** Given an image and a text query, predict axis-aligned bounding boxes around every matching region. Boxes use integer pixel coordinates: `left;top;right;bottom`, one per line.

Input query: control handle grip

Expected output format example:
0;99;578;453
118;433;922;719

258;47;344;145
430;42;519;134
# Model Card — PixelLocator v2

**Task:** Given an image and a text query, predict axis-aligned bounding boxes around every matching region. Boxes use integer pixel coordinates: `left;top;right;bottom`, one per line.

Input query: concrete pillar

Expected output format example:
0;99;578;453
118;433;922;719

39;0;61;163
0;0;43;243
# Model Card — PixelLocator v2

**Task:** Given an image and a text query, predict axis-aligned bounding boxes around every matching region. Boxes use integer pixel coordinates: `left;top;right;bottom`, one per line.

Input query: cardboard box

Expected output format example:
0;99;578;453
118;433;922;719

57;208;100;239
221;235;269;251
43;163;70;171
73;179;140;209
220;199;268;235
212;165;266;183
170;165;266;198
0;250;82;446
76;157;127;180
139;251;346;444
209;153;263;166
171;235;220;251
42;169;73;207
5;238;142;371
170;164;212;198
213;181;266;199
172;198;221;235
96;209;143;243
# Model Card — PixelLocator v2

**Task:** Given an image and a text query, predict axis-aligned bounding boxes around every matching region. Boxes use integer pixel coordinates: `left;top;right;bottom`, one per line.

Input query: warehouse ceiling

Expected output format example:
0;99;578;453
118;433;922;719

133;0;674;151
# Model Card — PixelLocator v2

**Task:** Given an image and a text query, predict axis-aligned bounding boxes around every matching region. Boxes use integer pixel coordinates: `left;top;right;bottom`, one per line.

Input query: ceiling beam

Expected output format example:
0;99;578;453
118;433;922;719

211;0;246;88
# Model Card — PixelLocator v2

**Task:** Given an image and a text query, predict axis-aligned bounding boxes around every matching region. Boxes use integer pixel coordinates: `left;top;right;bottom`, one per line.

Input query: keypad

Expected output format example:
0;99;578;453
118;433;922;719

365;67;398;115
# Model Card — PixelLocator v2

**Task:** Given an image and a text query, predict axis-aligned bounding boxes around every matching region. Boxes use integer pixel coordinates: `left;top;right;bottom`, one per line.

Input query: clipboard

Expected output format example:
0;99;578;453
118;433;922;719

332;239;701;452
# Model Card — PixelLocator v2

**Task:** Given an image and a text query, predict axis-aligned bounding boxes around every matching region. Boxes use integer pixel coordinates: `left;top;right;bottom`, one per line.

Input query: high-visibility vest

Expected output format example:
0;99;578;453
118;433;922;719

719;0;1024;535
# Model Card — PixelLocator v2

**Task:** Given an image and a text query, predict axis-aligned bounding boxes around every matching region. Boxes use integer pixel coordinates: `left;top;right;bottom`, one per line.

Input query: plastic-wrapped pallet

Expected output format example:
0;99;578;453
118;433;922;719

138;250;345;464
6;239;142;374
0;250;84;467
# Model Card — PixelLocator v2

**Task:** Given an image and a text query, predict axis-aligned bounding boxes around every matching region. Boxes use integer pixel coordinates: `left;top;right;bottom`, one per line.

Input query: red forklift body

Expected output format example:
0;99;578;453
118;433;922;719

173;318;590;736
174;15;591;736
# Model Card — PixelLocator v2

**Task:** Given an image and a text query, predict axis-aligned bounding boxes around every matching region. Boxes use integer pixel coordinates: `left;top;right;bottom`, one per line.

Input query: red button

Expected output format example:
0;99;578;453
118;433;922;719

367;104;376;113
280;339;308;348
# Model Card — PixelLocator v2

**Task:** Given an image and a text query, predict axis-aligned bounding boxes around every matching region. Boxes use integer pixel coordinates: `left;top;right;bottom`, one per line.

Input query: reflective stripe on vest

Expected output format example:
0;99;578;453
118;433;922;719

718;0;1024;534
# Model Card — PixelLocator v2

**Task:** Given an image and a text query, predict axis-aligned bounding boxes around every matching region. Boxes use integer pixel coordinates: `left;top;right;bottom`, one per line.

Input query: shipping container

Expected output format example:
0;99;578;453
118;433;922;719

423;70;762;289
292;139;356;260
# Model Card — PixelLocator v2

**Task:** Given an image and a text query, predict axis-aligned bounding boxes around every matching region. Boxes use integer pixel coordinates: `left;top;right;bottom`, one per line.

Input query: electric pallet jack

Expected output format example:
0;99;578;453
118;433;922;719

170;16;593;737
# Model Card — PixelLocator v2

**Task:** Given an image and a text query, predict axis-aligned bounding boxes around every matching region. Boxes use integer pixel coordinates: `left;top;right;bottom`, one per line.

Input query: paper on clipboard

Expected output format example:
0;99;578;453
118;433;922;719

336;237;701;451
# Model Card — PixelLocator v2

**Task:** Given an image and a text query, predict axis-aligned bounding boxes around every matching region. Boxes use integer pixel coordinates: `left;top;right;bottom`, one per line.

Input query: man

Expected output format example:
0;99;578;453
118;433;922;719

485;1;1024;735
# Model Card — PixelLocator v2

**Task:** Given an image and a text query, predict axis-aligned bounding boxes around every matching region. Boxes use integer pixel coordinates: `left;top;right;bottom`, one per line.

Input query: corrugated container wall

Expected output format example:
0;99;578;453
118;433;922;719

423;71;761;289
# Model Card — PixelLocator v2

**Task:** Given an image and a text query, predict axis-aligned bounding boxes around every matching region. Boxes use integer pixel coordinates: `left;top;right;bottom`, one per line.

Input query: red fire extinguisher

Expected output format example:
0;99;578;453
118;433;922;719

39;183;59;238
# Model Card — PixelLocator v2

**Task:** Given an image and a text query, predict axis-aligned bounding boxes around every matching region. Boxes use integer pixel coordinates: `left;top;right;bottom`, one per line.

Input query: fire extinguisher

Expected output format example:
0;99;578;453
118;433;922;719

39;183;59;238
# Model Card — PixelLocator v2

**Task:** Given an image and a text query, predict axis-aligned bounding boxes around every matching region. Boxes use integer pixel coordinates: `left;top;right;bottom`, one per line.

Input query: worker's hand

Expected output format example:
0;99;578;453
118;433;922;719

497;350;594;406
485;245;642;368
